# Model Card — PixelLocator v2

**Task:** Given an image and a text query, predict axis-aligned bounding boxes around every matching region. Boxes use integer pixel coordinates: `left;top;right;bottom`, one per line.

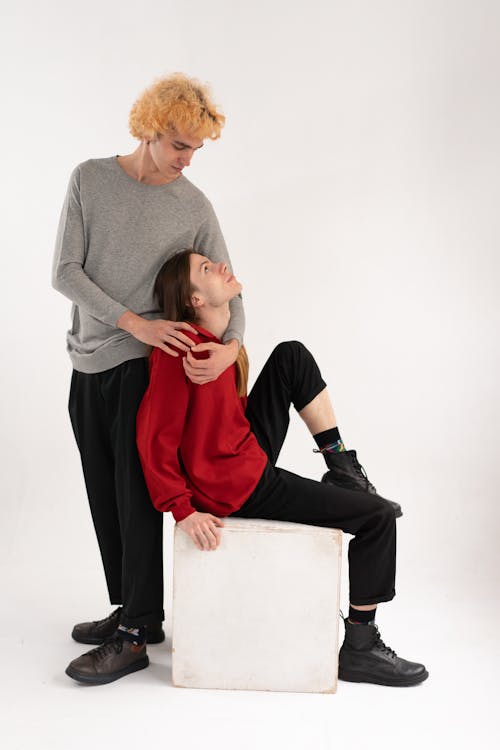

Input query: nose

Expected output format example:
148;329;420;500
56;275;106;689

180;149;194;167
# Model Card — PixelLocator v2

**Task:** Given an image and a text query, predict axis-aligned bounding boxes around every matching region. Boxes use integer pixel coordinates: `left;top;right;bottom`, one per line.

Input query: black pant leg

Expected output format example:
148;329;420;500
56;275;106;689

68;369;123;604
101;358;164;628
231;463;396;605
246;341;327;464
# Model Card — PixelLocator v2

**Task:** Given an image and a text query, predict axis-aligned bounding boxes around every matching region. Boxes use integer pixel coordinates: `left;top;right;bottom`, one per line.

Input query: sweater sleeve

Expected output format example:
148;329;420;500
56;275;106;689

193;200;245;346
136;349;197;523
51;165;129;327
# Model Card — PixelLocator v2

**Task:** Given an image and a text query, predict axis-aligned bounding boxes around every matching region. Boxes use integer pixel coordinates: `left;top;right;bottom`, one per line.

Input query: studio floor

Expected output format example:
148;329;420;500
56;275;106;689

1;558;495;750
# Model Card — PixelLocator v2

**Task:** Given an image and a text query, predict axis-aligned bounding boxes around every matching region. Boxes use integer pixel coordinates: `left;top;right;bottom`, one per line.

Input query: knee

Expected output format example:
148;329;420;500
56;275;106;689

272;340;308;363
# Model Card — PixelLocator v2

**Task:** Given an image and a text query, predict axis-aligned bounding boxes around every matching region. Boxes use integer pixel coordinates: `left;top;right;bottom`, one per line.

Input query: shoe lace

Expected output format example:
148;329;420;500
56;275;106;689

349;454;377;493
92;606;122;627
87;635;124;661
371;625;398;659
341;612;398;658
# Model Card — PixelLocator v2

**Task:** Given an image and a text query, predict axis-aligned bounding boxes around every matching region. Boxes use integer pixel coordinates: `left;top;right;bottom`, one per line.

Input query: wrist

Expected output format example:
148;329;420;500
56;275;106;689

117;310;144;336
225;338;239;363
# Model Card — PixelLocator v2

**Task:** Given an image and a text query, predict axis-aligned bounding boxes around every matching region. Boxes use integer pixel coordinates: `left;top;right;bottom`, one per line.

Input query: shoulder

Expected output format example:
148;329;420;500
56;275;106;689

65;156;116;191
148;347;186;385
79;156;117;181
177;175;217;219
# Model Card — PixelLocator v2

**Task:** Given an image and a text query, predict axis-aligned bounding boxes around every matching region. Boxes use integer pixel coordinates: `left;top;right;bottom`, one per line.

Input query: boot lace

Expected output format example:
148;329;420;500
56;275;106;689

371;625;398;659
92;606;122;627
349;454;377;493
340;612;398;659
87;635;123;662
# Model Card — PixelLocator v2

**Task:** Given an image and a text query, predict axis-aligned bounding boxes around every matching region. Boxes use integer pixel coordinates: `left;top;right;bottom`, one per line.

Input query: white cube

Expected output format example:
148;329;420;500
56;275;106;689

172;517;342;694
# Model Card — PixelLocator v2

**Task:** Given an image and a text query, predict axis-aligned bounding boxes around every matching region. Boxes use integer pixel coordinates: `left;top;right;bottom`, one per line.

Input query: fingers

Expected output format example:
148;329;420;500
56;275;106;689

190;342;216;352
181;514;224;550
184;372;216;386
193;529;213;551
193;519;223;551
210;516;225;527
183;354;217;385
185;349;210;370
164;332;195;352
177;322;199;335
157;343;179;357
158;322;196;351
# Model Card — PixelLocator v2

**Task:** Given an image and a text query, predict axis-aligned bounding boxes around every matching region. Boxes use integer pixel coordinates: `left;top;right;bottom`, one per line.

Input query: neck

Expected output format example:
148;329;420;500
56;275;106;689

195;303;230;340
121;142;178;185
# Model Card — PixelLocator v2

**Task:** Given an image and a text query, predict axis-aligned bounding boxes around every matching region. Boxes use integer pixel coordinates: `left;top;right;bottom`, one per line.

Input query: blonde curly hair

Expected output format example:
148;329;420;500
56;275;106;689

128;72;225;142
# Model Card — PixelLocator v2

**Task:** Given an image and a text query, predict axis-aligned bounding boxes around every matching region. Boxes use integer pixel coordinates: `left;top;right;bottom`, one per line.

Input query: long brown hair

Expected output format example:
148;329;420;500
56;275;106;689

154;249;249;397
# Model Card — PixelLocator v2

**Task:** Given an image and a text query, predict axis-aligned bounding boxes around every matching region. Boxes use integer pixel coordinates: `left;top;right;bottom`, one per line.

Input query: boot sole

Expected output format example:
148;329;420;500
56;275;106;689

65;655;150;685
338;667;429;687
72;630;165;645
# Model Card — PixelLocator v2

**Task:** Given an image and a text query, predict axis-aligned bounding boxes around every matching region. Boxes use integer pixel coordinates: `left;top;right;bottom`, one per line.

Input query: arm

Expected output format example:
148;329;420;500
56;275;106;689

193;200;245;347
136;348;225;549
185;200;244;383
136;349;196;522
51;165;129;327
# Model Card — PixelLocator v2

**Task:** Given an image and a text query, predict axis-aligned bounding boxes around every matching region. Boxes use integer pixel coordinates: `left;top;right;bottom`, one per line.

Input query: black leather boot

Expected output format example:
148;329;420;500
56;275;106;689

320;449;402;518
65;634;149;685
71;607;165;645
338;617;428;686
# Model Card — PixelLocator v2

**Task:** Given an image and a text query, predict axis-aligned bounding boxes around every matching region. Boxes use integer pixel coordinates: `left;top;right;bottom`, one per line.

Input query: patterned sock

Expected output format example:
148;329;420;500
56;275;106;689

348;606;377;625
116;624;146;645
313;427;346;465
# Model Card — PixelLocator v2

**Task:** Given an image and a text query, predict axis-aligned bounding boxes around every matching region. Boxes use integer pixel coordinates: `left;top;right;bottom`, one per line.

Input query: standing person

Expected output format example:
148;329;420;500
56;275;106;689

133;249;428;688
52;73;245;684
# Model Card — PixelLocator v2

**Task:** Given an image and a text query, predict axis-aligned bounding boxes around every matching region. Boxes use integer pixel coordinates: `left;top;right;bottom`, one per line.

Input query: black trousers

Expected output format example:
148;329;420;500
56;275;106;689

68;358;164;628
231;341;396;606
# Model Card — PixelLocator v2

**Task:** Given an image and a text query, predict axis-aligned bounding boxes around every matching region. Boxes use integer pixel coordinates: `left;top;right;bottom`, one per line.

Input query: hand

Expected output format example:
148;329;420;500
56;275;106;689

117;310;198;356
183;339;239;385
136;319;199;356
177;511;225;551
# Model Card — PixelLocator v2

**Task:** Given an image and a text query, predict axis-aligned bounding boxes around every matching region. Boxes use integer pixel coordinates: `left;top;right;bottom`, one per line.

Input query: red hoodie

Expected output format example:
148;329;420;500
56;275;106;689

136;323;268;522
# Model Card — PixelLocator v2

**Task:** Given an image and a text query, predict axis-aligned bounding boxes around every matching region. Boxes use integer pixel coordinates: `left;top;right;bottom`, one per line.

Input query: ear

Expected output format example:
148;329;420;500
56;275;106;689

189;291;204;309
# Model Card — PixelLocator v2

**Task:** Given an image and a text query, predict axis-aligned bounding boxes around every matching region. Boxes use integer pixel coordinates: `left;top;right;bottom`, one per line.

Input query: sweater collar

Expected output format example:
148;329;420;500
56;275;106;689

190;322;222;343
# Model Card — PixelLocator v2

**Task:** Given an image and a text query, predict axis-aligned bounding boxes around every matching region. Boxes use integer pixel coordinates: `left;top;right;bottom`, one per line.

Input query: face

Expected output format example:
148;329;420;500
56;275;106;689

189;253;242;310
147;131;204;179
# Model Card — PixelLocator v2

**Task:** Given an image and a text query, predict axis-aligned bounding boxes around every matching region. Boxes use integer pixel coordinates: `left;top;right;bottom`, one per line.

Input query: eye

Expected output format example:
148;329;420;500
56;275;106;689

173;145;184;150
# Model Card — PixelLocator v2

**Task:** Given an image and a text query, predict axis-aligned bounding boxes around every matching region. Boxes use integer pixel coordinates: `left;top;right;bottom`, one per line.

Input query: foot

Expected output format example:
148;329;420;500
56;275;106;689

338;617;428;687
71;607;165;645
321;450;403;518
65;634;149;685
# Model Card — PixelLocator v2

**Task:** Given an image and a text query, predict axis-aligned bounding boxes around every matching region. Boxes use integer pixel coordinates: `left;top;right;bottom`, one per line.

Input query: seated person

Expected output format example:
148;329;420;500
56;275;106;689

136;249;429;688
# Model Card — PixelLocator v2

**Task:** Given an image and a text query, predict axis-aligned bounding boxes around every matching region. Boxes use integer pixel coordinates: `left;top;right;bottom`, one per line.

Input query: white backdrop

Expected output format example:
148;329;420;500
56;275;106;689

1;1;499;748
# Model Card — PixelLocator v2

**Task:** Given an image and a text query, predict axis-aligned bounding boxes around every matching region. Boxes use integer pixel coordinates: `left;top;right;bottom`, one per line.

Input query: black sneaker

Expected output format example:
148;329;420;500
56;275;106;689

320;450;403;518
65;634;149;685
338;617;428;687
71;607;165;645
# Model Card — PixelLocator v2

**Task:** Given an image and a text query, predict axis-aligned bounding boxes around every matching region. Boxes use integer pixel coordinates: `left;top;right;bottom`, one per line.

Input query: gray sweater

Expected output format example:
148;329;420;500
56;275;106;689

52;156;245;373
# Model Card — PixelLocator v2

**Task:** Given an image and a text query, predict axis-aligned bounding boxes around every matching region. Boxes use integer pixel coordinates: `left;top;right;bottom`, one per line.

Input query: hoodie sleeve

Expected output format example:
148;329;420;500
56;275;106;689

136;348;197;523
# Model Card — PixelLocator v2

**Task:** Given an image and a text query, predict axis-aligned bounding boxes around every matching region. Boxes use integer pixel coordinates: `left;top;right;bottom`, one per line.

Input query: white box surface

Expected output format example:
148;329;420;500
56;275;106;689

172;517;342;693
